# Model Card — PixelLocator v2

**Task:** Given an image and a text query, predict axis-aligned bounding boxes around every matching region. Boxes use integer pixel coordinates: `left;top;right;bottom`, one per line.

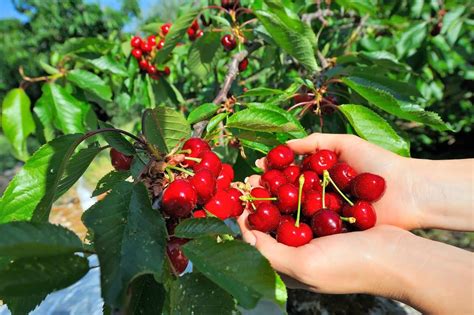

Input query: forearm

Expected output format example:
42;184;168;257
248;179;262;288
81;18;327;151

406;158;474;231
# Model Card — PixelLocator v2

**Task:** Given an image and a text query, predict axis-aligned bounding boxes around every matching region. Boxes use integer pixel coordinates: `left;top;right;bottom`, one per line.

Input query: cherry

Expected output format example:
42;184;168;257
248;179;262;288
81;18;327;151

248;203;281;233
182;138;211;167
190;168;216;204
329;162;357;192
193;151;222;178
221;163;235;180
247;187;272;208
302;190;323;217
204;190;234;220
130;36;142;48
167;237;189;274
110;148;133;171
131;48;143;59
275;183;299;214
279;215;296;226
260;169;288;195
216;164;234;190
221;34;237;51
147;35;157;47
187;27;196;40
161;179;197;218
309;150;338;175
191;20;199;30
161;23;171;36
302;155;312;170
342;201;376;230
276;222;313;247
239;58;249;72
283;165;300;184
326;192;343;213
147;64;157;75
196;29;204;38
163;66;171;76
139;59;149;70
140;42;152;53
311;209;342;237
193;210;207;218
227;188;244;217
301;170;321;191
157;39;165;50
267;144;294;170
293;93;313;104
351;173;386;202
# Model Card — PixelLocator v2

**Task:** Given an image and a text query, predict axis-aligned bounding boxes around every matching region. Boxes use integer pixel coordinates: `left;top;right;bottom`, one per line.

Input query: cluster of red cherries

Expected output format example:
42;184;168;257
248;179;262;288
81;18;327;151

129;23;172;79
246;144;386;247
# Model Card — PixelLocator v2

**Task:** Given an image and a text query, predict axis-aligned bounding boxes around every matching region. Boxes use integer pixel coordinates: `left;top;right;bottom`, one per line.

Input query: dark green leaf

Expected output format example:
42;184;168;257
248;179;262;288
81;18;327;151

174;217;235;238
92;170;131;197
227;108;301;133
67;69;112;102
1;88;35;161
82;182;167;308
60;37;115;55
187;103;219;124
396;22;427;58
127;274;165;315
2;293;47;315
98;122;136;155
243;87;285;97
89;55;128;77
339;105;410;156
206;113;228;133
188;32;221;79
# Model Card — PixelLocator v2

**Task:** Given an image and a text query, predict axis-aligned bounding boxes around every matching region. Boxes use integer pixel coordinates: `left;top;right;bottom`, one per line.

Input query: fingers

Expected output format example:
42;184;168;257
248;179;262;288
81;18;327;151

286;133;360;157
246;175;261;187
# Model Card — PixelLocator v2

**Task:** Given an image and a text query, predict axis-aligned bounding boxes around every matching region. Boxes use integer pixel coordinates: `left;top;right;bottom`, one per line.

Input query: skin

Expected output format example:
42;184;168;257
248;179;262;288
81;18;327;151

238;133;474;314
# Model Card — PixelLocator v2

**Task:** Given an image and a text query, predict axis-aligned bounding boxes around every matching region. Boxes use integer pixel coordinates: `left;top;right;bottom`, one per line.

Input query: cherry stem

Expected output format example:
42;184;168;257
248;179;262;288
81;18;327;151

167;165;194;176
295;174;305;227
341;216;356;224
324;170;354;206
165;168;175;182
184;156;202;163
240;196;277;201
176;149;192;154
322;172;328;209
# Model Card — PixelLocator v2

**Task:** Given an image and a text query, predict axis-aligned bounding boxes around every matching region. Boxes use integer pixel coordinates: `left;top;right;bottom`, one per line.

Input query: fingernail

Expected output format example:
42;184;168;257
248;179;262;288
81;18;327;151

243;231;257;246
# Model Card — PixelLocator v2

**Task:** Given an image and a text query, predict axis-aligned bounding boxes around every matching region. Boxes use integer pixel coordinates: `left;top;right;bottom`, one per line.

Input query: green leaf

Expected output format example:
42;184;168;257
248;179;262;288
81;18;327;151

60;37;115;55
92;170;131;197
188;32;221;79
174;217;235;238
0;221;83;259
1;88;35;161
341;76;450;131
243;87;285;97
335;0;376;15
98;122;136;155
0;254;88;297
127;275;165;315
88;55;128;77
227;108;300;133
39;60;60;75
206;113;228;133
169;273;236;314
339;105;410;157
187;103;219;124
0;134;84;223
256;1;318;72
2;294;47;315
82;182;167;308
396;22;427;58
182;237;287;309
142;107;191;154
67;69;112;102
34;83;88;134
155;9;200;64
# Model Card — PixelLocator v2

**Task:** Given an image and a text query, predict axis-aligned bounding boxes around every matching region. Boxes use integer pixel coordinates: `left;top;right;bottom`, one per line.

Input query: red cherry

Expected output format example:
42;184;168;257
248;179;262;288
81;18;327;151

302;190;323;217
326;192;343;213
162;179;197;218
293;93;313;104
238;58;249;72
247;187;272;209
191;20;199;30
227;188;244;217
279;215;296;226
131;48;143;59
283;165;301;184
193;210;207;218
260;169;288;195
221;34;237;51
156;39;165;50
342;201;376;230
147;35;157;47
139;59;149;70
110;148;133;171
130;36;143;48
276;222;313;247
204;190;233;220
311;209;342;237
309;150;338;175
147;64;157;75
351;173;386;202
275;183;299;214
329;162;357;192
182;138;211;167
248;203;281;233
196;29;204;38
216;164;234;190
163;66;171;76
140;42;152;53
167;237;189;274
267;145;294;170
302;155;312;170
193;151;222;178
187;27;196;40
301;170;320;191
221;163;234;181
161;23;172;35
190;168;216;204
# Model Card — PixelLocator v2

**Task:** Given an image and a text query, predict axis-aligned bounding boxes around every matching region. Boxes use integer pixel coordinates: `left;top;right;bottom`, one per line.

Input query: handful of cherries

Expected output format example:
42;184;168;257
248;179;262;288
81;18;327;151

245;144;386;247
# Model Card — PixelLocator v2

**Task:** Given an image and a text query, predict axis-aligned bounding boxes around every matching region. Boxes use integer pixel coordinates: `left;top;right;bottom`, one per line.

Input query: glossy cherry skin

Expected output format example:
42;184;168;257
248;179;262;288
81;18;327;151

247;187;272;209
342;201;376;230
302;190;323;217
227;188;244;216
276;222;313;247
283;165;301;184
301;170;321;191
162;179;197;218
140;41;152;53
238;58;249;72
260;169;288;195
248;203;281;233
182;138;211;167
275;183;299;214
190;168;216;204
329;162;357;192
191;19;199;30
110;148;133;171
161;23;171;35
221;34;237;51
130;36;143;48
147;64;157;75
147;35;157;46
196;29;204;38
221;163;235;180
302;155;312;170
167;237;189;274
267;145;294;170
326;192;343;213
309;150;338;175
139;59;149;70
204;190;233;220
131;48;142;59
351;173;386;202
163;66;171;76
193;151;222;178
187;27;196;40
279;215;296;226
193;210;207;218
216;163;234;190
157;39;165;50
311;209;342;237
